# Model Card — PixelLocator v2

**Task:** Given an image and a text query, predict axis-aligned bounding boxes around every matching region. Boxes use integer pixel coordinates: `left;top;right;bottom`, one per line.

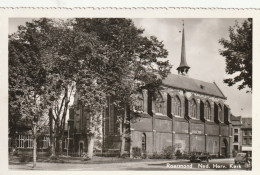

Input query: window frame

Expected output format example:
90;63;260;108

134;92;144;112
42;136;49;148
153;92;164;115
205;101;211;121
189;99;198;119
242;137;247;145
17;134;24;148
141;133;146;152
218;104;223;122
172;96;181;117
234;135;239;143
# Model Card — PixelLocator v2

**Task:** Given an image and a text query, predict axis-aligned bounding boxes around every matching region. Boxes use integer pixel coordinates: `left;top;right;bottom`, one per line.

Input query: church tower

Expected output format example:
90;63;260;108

177;21;190;76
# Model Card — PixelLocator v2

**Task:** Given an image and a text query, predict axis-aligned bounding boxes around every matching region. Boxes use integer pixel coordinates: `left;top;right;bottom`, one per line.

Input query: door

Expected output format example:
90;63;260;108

79;142;84;156
221;139;228;157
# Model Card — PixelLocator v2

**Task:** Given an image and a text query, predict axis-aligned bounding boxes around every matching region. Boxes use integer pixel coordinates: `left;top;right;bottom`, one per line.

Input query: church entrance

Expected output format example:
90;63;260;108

79;141;84;156
221;139;228;157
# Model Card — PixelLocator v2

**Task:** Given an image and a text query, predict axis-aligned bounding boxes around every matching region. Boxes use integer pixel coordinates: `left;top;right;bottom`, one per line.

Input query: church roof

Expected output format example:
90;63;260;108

162;73;226;99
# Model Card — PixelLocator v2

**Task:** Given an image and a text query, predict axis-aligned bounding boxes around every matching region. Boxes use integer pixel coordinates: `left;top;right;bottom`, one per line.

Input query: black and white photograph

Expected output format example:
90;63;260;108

6;16;253;171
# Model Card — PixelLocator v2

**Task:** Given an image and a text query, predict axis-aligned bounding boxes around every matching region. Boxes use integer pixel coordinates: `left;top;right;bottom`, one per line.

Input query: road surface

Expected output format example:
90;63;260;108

9;158;251;171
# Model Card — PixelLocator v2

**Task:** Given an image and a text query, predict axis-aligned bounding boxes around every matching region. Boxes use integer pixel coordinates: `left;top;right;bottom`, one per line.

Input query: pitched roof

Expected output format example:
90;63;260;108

162;73;226;99
230;114;242;125
230;114;242;121
241;118;252;129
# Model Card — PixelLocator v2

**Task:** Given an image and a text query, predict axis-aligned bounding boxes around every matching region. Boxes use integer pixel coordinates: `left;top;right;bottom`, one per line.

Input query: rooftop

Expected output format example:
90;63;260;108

162;73;226;99
241;118;252;129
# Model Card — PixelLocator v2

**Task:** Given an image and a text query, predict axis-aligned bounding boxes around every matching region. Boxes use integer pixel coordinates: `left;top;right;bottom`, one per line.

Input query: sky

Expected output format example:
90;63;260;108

9;18;252;118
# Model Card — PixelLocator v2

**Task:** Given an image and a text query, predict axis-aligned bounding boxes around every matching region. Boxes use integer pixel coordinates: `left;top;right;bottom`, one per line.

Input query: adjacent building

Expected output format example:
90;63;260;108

241;118;252;156
230;115;252;157
230;115;242;156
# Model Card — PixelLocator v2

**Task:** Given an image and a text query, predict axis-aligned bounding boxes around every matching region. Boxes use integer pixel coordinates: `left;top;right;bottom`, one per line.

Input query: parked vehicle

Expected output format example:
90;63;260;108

234;153;251;165
189;152;211;163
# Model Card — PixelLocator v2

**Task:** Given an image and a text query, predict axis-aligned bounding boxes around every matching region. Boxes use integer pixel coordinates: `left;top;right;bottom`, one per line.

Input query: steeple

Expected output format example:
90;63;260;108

177;21;190;76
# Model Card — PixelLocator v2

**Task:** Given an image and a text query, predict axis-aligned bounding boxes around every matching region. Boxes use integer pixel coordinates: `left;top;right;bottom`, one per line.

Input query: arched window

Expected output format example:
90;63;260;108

205;101;211;120
189;99;197;119
218;104;223;122
134;92;144;112
153;92;164;114
141;133;146;152
172;96;181;116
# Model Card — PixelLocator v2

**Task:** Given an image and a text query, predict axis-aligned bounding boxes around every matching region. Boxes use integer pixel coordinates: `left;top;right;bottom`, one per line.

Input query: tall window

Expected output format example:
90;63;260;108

234;129;238;134
42;136;49;148
142;133;146;152
172;96;181;116
243;138;247;145
218;104;223;122
234;135;238;143
189;99;197;119
249;138;252;145
17;135;24;148
205;101;211;120
24;135;33;148
154;92;164;114
134;93;144;112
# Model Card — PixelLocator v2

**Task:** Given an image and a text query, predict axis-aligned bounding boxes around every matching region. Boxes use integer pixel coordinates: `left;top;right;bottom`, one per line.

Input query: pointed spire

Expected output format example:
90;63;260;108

177;20;190;76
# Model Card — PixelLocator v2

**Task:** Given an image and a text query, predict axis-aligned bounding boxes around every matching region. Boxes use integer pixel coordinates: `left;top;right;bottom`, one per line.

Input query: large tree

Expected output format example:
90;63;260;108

9;18;82;164
9;19;53;167
219;18;252;93
9;18;171;161
73;18;171;157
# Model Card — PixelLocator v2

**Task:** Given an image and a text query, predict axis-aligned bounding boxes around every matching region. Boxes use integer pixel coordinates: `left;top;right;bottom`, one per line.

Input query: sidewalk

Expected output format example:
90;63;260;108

9;155;185;165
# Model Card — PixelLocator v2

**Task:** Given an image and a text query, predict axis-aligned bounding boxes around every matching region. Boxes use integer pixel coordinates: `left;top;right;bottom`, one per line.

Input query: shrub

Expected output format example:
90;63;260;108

149;152;165;159
121;153;129;159
175;150;182;156
181;152;191;160
141;150;147;159
50;155;58;160
132;147;142;158
19;155;33;163
12;149;18;156
163;146;175;159
81;152;91;161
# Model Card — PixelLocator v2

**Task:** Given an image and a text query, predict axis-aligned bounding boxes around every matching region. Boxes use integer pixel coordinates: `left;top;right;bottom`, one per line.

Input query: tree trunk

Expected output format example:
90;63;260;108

87;114;95;159
32;122;37;168
87;135;95;159
120;105;127;157
49;108;56;157
59;138;63;155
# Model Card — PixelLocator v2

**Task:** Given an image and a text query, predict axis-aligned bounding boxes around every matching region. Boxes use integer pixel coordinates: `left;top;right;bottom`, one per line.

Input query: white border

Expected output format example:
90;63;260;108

0;0;260;8
0;7;259;175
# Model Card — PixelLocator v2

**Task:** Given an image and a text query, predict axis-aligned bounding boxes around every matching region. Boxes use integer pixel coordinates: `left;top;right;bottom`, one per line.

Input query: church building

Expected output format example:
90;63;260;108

69;23;233;158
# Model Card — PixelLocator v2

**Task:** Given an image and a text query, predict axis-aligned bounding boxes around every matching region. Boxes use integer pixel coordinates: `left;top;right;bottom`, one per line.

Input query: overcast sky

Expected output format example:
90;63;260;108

9;18;252;117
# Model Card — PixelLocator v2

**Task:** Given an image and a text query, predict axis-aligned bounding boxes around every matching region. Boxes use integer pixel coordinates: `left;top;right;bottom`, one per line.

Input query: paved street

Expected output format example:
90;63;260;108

8;158;251;171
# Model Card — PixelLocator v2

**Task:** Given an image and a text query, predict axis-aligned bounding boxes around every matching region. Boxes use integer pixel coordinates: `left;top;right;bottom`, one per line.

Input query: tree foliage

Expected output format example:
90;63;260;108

9;18;172;159
73;18;171;156
219;18;252;92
